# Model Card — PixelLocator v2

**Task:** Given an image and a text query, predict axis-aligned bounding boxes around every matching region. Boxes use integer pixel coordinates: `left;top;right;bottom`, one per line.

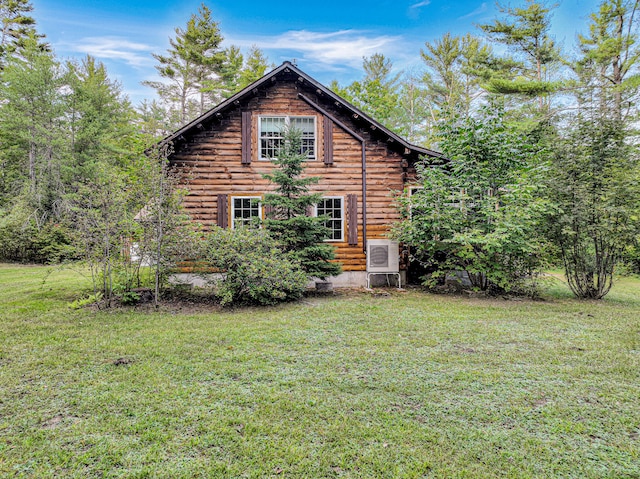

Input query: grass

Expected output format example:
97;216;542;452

0;264;639;478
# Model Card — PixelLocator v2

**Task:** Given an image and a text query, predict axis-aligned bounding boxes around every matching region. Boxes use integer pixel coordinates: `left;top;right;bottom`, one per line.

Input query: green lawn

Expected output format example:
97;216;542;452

1;264;639;478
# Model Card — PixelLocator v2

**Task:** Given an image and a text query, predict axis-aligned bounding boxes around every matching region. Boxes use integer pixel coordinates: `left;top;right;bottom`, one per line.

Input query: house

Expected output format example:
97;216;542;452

162;61;445;287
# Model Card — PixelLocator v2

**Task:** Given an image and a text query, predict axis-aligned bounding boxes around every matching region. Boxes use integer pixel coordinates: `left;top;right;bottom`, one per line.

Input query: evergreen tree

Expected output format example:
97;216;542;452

420;33;510;123
66;55;136;179
262;127;342;280
0;0;45;68
143;3;224;125
238;45;269;89
479;0;562;111
213;45;243;99
332;54;401;129
576;0;640;122
0;36;65;214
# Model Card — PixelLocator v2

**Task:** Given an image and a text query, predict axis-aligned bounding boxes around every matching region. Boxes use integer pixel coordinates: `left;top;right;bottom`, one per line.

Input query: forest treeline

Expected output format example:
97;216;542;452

0;0;639;301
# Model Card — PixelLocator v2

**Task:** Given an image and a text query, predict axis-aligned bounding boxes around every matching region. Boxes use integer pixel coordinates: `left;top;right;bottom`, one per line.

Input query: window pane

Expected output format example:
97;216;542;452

260;117;285;159
232;197;261;228
291;117;315;160
317;197;342;241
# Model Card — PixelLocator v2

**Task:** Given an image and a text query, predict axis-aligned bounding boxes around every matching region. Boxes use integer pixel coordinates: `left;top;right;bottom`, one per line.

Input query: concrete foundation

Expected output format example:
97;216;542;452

170;270;407;289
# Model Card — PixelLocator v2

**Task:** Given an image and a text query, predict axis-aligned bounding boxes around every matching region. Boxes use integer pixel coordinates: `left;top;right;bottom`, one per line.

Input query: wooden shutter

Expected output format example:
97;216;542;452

264;205;275;219
323;115;333;165
217;194;228;228
347;194;358;246
241;111;251;165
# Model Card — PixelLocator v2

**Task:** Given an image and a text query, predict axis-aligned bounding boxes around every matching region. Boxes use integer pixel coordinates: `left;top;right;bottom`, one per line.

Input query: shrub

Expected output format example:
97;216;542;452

205;226;307;306
0;203;77;263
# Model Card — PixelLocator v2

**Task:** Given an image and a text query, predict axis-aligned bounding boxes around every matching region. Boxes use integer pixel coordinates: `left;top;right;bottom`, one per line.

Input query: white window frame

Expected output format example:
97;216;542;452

258;115;317;161
230;196;262;229
315;196;344;242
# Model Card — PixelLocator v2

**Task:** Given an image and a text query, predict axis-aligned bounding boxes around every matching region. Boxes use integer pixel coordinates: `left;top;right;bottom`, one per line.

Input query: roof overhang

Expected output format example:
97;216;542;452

160;61;446;162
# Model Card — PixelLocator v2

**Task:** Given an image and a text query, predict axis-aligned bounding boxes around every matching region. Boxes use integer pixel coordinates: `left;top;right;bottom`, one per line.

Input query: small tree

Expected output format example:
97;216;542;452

67;164;134;307
393;103;551;294
136;142;202;307
548;116;639;299
262;127;342;280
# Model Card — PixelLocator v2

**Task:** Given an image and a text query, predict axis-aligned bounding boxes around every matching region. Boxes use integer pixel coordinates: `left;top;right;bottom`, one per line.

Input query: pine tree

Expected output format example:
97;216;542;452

66;56;135;178
479;0;562;111
213;45;243;99
333;54;401;129
238;46;269;89
262;127;342;280
0;0;45;68
0;36;65;213
143;3;224;125
577;0;640;122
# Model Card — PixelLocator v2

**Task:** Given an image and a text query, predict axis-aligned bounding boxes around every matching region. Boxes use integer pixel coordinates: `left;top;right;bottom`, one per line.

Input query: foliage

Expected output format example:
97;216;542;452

0;198;76;263
331;54;401;130
0;0;46;67
547;116;640;298
479;0;562;112
212;45;244;99
238;45;270;89
67;291;102;309
262;127;342;280
207;44;270;100
421;33;500;120
393;103;551;295
576;0;640;122
135;143;204;306
66;164;137;306
205;226;307;306
0;36;66;213
142;3;224;126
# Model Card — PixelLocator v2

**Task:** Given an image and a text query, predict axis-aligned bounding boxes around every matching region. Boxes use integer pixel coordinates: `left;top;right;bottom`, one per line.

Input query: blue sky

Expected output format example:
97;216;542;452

32;0;600;105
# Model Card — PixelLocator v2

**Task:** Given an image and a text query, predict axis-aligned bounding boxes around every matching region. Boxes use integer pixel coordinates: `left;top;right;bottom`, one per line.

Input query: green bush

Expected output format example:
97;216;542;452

0;204;77;263
205;226;307;306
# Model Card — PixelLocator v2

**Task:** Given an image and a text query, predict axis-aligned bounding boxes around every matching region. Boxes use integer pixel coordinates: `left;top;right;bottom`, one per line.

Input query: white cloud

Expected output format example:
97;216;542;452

409;1;431;8
458;2;488;20
225;30;403;70
62;36;155;67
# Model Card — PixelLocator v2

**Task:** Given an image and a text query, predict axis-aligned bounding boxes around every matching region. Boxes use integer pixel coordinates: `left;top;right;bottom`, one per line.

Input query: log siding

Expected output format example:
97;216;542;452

167;64;441;272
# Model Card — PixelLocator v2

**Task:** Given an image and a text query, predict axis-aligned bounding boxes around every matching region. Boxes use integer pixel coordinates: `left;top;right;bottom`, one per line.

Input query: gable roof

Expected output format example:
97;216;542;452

162;61;445;161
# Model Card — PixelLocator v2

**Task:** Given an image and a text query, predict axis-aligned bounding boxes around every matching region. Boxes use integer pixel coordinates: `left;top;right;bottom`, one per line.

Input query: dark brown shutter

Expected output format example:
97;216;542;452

241;111;251;165
264;205;275;219
217;194;228;228
323;115;333;165
347;194;358;246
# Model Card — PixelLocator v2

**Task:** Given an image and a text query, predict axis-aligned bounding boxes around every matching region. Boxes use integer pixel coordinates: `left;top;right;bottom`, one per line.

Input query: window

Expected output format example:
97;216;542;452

259;116;316;160
316;197;344;241
231;196;262;229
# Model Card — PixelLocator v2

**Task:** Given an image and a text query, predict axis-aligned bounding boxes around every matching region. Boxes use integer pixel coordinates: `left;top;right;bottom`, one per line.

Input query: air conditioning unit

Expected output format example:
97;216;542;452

366;240;400;273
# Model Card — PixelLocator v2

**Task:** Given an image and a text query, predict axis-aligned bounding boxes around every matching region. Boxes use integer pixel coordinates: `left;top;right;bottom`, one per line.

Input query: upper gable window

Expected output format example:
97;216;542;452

259;116;316;161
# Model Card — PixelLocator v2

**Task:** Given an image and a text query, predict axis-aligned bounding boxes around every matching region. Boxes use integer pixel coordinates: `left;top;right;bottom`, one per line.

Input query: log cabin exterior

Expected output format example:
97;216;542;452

163;61;445;286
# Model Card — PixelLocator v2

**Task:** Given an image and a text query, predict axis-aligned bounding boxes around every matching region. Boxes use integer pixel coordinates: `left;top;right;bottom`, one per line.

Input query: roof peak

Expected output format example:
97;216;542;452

161;60;444;160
